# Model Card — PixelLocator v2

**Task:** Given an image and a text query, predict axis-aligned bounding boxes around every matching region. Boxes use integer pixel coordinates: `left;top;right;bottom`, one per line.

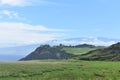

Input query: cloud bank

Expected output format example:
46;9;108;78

0;0;58;7
0;22;63;47
0;0;28;6
0;10;19;19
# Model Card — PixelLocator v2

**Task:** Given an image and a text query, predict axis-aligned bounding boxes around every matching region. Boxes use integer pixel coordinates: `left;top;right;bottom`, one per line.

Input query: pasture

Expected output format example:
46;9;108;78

0;60;120;80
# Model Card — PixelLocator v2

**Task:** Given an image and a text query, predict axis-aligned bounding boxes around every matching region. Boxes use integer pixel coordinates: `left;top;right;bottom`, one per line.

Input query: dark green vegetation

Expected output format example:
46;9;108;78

79;42;120;61
0;60;120;80
20;44;98;61
20;45;75;61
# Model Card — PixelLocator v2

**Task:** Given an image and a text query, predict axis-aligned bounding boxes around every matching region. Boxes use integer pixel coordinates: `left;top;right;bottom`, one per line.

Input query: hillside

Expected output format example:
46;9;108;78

63;47;96;55
62;44;103;55
20;45;75;61
79;42;120;61
20;44;98;61
0;37;118;61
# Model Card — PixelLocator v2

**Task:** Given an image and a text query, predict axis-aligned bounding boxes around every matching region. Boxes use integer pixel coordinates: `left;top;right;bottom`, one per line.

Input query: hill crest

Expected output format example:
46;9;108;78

79;42;120;61
20;45;75;61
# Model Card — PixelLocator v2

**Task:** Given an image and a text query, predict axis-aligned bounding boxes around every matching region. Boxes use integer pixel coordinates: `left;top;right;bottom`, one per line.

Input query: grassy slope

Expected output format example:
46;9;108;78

0;60;120;80
79;43;120;61
62;47;98;55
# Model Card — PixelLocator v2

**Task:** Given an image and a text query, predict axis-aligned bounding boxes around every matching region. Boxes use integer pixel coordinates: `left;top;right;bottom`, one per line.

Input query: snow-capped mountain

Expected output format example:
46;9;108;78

46;37;120;46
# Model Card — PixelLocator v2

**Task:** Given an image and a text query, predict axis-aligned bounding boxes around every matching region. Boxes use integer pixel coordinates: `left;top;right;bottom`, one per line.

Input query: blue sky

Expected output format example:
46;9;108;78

0;0;120;47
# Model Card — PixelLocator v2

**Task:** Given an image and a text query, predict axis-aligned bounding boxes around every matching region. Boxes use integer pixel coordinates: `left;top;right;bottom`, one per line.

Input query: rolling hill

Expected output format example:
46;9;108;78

79;42;120;61
20;45;75;61
20;44;99;61
62;44;100;55
0;37;119;61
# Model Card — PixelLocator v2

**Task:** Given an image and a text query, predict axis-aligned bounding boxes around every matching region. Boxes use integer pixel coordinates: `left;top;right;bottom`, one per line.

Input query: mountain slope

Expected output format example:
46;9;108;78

0;37;119;61
79;42;120;61
62;44;100;55
20;45;75;61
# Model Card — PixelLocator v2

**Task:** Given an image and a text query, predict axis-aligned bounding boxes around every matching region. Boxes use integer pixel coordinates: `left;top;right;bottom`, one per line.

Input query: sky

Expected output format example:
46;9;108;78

0;0;120;47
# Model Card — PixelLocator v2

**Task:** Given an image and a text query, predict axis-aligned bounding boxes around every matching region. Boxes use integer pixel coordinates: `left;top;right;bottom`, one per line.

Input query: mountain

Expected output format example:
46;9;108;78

0;37;119;61
47;37;120;46
79;42;120;61
20;45;74;61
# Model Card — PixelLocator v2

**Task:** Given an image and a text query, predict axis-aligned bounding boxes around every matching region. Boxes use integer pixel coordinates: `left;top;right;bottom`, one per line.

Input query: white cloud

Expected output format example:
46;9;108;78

0;10;30;22
0;22;63;47
0;0;59;7
0;0;30;7
0;10;19;19
50;37;117;46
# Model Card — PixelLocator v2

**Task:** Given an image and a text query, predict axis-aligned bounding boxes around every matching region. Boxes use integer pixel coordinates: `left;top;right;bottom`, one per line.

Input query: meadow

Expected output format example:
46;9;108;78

0;60;120;80
63;47;97;55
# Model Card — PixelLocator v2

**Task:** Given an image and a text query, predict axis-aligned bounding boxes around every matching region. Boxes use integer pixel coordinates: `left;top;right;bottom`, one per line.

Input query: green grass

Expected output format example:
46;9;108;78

63;47;97;55
0;60;120;80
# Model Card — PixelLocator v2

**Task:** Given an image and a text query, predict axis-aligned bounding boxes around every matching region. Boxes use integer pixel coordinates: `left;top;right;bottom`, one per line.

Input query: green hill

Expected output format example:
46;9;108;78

62;44;104;55
79;42;120;61
20;44;99;61
20;45;75;61
63;47;97;55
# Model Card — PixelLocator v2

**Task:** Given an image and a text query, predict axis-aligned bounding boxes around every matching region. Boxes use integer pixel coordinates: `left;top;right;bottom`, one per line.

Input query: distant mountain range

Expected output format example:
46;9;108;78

46;37;120;46
0;37;120;61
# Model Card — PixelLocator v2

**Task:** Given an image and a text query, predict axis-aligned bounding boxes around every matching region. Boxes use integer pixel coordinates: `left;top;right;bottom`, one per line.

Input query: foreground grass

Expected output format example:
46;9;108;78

0;60;120;80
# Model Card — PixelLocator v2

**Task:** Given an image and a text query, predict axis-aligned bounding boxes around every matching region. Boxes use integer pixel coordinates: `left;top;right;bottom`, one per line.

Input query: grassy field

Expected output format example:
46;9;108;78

63;47;98;55
0;60;120;80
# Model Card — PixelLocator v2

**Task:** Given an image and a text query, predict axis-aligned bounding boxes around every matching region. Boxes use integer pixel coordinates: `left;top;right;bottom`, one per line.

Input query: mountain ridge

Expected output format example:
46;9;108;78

79;42;120;61
0;37;119;61
46;37;120;46
20;45;75;61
